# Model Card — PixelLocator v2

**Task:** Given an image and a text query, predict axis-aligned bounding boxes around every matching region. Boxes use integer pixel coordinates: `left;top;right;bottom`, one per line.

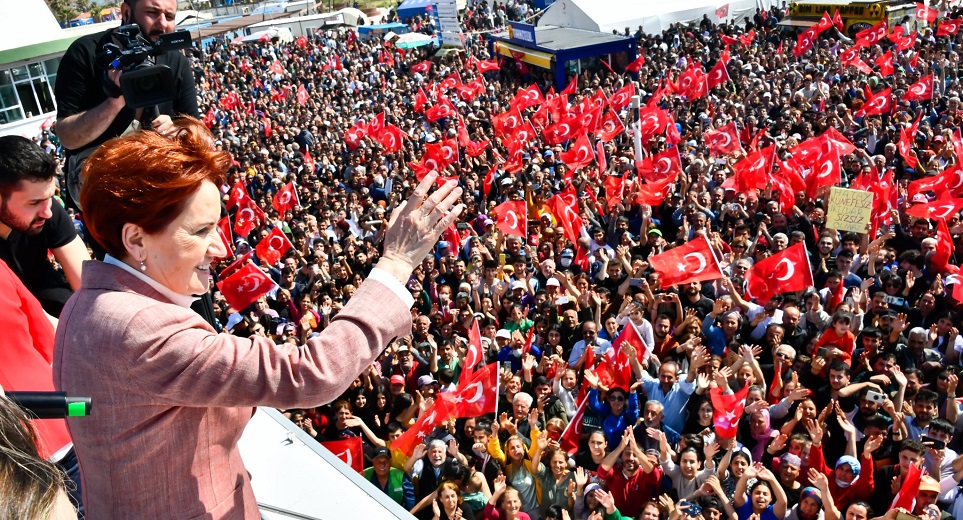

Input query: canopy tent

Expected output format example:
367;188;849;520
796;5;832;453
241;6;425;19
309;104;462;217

537;0;774;35
232;27;294;45
357;22;408;40
397;0;435;21
388;31;437;49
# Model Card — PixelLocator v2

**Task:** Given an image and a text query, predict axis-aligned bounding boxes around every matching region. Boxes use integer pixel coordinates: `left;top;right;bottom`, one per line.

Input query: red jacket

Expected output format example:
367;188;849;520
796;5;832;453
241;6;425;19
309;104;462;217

808;443;874;512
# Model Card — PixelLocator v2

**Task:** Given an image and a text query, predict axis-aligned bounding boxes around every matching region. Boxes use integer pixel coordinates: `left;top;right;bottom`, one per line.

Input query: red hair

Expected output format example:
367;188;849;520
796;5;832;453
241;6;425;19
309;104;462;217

80;117;231;257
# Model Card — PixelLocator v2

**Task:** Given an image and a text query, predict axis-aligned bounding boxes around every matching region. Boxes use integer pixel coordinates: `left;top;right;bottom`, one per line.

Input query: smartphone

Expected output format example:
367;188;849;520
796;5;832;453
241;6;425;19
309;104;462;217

680;501;702;518
865;390;887;404
629;278;644;287
922;435;946;450
547;430;561;442
456;222;468;230
816;347;828;358
895;512;921;520
501;361;513;372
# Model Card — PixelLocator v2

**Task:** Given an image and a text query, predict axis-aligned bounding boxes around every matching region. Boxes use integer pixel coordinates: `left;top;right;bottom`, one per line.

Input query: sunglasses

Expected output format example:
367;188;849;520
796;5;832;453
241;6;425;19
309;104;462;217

609;395;625;402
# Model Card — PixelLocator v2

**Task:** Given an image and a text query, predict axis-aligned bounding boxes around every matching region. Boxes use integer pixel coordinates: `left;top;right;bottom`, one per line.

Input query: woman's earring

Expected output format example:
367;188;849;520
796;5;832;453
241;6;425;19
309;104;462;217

140;260;147;271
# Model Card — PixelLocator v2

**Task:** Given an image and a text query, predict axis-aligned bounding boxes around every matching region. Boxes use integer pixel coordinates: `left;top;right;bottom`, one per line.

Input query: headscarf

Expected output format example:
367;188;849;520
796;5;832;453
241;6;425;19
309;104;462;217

800;487;823;511
750;409;777;462
835;455;861;488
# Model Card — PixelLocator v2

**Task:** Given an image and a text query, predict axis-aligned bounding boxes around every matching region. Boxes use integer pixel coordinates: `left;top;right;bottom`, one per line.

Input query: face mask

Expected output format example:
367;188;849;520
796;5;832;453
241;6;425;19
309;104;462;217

512;349;522;358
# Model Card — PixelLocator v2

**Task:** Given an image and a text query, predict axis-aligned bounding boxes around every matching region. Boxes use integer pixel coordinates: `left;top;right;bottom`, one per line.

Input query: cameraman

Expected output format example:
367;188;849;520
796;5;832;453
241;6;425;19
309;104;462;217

53;0;198;205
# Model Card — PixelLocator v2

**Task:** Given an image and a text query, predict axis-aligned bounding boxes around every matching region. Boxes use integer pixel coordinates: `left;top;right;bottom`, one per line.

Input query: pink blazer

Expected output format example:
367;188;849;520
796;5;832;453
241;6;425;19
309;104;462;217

53;261;411;519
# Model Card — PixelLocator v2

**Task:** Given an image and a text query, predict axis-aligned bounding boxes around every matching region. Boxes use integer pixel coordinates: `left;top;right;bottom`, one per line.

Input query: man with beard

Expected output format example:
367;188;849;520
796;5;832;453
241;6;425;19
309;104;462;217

0;137;89;316
679;280;714;318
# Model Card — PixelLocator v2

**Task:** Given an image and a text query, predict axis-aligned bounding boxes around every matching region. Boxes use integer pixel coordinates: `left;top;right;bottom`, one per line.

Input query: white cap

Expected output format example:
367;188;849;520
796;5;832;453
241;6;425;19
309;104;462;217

511;280;527;290
495;329;512;339
546;278;561;287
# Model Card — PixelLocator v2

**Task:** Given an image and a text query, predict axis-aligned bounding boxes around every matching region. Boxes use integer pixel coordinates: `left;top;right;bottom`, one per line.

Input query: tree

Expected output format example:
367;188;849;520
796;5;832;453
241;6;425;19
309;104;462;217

73;0;93;17
45;0;77;26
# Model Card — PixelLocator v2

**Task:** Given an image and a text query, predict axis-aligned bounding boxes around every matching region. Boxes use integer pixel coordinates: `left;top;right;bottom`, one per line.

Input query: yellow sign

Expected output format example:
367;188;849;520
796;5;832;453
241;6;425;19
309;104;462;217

789;2;881;17
826;187;875;233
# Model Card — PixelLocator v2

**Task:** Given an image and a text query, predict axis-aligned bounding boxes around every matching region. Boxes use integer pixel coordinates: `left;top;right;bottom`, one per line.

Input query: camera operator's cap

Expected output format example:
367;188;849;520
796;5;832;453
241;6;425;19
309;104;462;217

919;475;941;494
417;375;438;387
495;329;512;340
546;278;560;287
390;374;406;385
373;446;391;459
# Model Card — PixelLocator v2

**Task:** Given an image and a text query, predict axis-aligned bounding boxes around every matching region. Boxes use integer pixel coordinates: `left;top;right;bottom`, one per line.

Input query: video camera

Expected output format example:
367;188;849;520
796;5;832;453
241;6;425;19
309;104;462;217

96;24;192;109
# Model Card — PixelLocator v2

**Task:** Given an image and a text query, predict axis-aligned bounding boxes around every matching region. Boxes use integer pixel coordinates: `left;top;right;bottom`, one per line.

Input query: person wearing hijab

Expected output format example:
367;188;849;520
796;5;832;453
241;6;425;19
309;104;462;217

806;431;879;512
785;487;825;520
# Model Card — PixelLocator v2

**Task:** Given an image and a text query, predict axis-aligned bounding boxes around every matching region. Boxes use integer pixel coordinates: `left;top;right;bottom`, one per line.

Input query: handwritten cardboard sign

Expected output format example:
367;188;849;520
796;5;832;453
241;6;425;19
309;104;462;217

826;187;874;233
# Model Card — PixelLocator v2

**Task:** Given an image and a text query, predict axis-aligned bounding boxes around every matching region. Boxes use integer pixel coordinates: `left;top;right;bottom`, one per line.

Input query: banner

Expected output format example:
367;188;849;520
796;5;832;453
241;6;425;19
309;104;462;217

826;187;874;233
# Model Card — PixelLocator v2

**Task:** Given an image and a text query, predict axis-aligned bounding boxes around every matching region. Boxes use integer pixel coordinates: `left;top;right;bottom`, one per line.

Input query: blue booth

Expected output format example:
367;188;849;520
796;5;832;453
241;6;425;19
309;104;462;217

397;0;436;21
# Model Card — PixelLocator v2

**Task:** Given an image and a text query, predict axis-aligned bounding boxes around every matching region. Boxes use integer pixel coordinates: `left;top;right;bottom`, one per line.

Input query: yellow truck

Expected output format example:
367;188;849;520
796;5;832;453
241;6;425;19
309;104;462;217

780;0;921;37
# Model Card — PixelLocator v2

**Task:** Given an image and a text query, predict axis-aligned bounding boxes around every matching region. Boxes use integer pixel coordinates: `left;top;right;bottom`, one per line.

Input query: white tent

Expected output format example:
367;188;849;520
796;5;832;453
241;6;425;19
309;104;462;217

233;27;295;44
537;0;773;35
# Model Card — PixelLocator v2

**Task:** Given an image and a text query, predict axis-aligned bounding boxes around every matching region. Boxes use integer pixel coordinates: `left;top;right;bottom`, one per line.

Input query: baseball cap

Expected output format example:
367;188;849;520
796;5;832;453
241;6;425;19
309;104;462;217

495;329;512;339
511;280;527;290
546;278;560;287
396;345;410;353
919;475;940;494
417;375;438;387
648;228;663;236
390;374;405;385
373;446;391;459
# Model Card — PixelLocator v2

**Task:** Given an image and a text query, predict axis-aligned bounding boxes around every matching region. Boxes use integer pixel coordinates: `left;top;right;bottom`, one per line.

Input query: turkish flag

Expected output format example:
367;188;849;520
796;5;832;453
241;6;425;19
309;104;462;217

916;2;938;22
648;236;723;289
891;462;923;510
625;54;646;73
947;272;963;303
806;144;841;199
216;262;277;311
226;181;247;210
512;84;545;110
715;3;729;18
255;227;293;266
296;35;308;49
220;91;239;111
634;176;676;207
732;145;775;192
426;139;460;170
898;111;923;170
709;383;750;438
604;175;626;206
638;106;669;140
455;82;480;102
768;358;785;404
377;124;406;154
745;242;815;303
739;29;756;46
491;200;526;238
906;194;963;220
411;60;431;74
876;51;895;76
704;121;742;156
215;216;233;259
894;30;917;51
678;66;707;100
594;343;633;392
639;147;683;183
706;60;730;89
547;188;584;245
392;397;455;456
560;76;578;97
219;250;255;281
559;397;589;455
938;18;962;36
794;27;818;57
262;116;272;138
854;87;893;118
823;127;857;156
465;138;489;158
368;111;385;138
543;120;580;145
203;107;216;129
513;120;539;145
954;128;963;161
908;164;963;197
296;84;309;106
460;319;485;386
449;362;498;417
611;320;651;362
321;437;364;474
344;122;366;151
904;74;934;101
426;97;457;122
833;9;844;30
440;72;462;90
560;133;595;171
492;105;524;137
576;105;603;135
234;193;265;238
596;109;626;143
303;151;315;174
815;11;834;33
272;181;299;215
476;59;500;73
608;83;635;112
855;21;888;45
839;44;863;65
414;87;429;112
933;218;955;273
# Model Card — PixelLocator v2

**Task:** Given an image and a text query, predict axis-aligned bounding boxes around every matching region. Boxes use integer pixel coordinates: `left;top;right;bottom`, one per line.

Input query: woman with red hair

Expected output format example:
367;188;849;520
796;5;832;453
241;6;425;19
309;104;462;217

53;117;464;519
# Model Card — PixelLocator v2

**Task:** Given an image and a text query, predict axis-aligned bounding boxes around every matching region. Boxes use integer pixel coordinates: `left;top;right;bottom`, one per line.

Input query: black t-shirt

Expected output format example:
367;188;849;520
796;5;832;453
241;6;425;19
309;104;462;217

55;29;200;157
0;202;76;293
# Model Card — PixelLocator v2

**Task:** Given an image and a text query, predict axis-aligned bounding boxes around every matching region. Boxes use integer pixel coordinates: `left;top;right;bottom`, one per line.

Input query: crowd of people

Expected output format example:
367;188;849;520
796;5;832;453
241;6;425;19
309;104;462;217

11;0;963;517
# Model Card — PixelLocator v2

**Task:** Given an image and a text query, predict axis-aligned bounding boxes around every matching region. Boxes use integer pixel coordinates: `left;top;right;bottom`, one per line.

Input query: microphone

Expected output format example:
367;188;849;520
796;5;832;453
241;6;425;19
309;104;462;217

6;392;92;419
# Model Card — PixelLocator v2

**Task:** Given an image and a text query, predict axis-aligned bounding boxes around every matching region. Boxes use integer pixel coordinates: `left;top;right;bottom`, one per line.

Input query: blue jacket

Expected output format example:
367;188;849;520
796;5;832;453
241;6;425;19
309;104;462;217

587;388;639;448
